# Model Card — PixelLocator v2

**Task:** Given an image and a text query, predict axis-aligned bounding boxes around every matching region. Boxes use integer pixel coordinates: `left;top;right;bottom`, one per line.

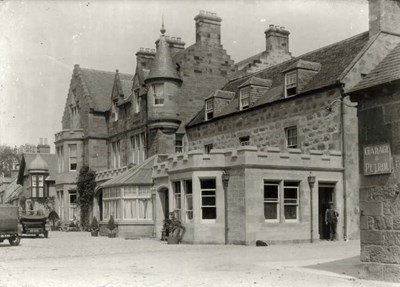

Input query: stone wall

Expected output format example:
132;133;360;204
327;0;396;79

187;88;342;153
355;83;400;282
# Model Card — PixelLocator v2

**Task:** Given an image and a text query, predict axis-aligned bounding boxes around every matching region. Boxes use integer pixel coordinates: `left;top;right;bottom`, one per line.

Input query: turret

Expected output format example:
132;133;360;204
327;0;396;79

145;23;182;133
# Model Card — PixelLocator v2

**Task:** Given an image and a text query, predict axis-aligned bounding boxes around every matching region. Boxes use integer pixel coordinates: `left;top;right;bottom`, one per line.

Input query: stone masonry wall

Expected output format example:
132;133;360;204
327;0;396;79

187;88;342;153
357;83;400;282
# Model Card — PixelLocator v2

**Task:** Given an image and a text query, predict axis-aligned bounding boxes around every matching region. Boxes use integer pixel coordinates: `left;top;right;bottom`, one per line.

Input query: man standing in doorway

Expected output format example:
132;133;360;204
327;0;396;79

325;201;339;241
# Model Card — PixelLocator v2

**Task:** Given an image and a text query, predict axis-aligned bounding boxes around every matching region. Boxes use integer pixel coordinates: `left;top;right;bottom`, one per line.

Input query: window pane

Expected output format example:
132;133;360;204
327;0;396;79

38;187;44;198
264;184;278;200
284;187;298;200
202;196;216;206
200;179;216;189
124;199;136;219
264;202;278;220
202;207;216;219
284;205;297;220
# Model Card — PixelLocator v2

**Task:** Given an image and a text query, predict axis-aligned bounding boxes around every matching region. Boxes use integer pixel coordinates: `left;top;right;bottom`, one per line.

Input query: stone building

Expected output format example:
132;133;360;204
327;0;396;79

9;140;57;214
55;0;400;245
348;6;400;280
56;11;238;232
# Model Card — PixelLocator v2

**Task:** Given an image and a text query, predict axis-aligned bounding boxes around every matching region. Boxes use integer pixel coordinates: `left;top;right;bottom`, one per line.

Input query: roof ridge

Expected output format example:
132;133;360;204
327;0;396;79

80;67;133;77
226;31;369;87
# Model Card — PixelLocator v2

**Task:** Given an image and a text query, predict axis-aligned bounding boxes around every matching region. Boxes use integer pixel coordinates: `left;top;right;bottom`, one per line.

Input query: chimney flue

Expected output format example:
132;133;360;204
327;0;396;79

264;24;290;54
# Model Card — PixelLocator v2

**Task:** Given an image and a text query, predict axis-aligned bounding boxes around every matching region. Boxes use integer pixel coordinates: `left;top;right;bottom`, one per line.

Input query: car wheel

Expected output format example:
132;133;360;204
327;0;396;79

44;231;49;238
9;236;21;246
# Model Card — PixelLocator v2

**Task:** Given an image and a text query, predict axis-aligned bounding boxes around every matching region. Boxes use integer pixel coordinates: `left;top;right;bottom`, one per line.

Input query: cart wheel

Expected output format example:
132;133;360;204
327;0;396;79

9;236;21;246
44;231;49;238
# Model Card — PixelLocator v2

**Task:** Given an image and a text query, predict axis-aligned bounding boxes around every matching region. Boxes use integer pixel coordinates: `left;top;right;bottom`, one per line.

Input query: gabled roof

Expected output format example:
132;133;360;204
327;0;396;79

205;90;235;101
78;67;133;112
100;156;157;189
4;178;23;203
187;31;370;127
349;42;400;93
238;77;273;88
282;59;321;73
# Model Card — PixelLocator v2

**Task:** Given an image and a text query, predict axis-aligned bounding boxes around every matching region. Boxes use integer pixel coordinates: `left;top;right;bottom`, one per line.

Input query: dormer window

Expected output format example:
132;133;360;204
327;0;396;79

205;99;214;120
134;89;140;113
112;100;118;121
239;86;250;110
285;71;297;97
153;83;164;106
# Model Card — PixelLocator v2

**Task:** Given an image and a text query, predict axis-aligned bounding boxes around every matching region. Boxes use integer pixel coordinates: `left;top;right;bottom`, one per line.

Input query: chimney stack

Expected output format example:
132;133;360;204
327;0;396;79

37;137;50;154
136;48;156;69
264;24;290;54
369;0;400;38
194;10;222;46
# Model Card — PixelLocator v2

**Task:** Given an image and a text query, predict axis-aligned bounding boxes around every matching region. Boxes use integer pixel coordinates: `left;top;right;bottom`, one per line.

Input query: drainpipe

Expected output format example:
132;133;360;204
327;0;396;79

340;85;348;241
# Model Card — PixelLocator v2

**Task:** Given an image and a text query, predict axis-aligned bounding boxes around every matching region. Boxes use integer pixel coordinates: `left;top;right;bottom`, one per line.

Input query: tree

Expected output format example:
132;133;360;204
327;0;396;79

0;143;36;177
0;145;20;177
76;165;96;230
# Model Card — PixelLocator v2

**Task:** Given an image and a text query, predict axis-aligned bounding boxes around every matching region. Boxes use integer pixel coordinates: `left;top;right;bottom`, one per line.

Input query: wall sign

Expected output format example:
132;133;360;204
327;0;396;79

363;144;391;175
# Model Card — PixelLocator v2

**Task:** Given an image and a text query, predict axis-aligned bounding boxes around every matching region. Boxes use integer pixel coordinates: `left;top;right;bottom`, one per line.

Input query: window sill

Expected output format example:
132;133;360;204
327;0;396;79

200;219;216;224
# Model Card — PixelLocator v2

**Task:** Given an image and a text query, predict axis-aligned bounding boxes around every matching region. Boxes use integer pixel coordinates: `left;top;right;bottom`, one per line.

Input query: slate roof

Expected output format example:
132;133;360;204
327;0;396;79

100;156;157;188
20;153;57;177
187;31;370;127
238;77;273;88
79;67;133;112
145;35;181;83
4;178;23;203
349;42;400;93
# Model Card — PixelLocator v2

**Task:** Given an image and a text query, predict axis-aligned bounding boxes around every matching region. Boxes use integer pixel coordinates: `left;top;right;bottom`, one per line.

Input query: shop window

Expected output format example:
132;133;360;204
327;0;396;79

185;180;193;221
239;136;250;146
68;144;77;171
284;182;299;221
285;71;297;97
200;178;216;220
239;86;250;110
174;181;182;219
264;182;279;221
205;99;214;120
285;126;298;149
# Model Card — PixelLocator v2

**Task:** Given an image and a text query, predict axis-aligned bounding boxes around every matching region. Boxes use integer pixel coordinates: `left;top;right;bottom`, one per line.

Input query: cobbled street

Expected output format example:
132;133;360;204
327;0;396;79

0;232;398;287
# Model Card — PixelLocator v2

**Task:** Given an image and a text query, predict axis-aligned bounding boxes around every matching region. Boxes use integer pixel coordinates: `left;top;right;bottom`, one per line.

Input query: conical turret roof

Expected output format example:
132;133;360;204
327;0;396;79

145;26;181;83
28;154;49;171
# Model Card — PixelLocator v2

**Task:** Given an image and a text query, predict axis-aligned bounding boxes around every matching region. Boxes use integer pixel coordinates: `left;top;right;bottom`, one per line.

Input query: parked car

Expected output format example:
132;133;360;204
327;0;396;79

19;211;50;238
0;204;22;246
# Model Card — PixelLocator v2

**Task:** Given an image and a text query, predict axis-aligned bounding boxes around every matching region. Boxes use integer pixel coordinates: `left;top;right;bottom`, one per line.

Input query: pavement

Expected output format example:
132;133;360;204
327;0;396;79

0;232;398;287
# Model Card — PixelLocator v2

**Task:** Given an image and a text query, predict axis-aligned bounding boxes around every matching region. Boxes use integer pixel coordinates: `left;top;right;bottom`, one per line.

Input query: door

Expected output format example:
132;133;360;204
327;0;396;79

318;184;335;240
159;188;169;220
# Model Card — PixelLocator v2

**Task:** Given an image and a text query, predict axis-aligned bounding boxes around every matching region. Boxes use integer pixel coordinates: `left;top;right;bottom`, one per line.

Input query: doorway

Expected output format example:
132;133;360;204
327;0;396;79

318;184;335;240
159;188;169;220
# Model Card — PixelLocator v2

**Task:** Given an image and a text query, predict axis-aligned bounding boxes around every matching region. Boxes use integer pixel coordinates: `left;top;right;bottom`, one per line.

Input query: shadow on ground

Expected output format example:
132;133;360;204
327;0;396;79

304;256;362;278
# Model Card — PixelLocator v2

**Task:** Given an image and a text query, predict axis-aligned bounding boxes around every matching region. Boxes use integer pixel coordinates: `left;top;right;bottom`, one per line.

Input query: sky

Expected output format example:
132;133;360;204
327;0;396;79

0;0;368;152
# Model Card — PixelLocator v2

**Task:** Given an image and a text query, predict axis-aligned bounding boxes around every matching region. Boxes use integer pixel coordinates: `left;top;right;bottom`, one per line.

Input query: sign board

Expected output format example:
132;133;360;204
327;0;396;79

363;144;391;175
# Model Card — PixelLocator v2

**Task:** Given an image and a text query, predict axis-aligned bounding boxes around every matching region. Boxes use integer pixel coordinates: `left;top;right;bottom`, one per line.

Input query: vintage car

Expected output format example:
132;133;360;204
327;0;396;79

20;211;50;238
0;204;22;246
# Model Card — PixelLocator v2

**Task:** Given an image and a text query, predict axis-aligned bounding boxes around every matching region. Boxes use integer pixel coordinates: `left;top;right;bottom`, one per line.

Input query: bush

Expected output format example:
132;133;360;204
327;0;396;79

48;210;59;227
107;215;116;232
91;217;99;232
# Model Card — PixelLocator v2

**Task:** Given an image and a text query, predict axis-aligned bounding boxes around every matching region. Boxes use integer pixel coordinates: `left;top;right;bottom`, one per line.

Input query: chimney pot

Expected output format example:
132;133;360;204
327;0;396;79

269;24;274;28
